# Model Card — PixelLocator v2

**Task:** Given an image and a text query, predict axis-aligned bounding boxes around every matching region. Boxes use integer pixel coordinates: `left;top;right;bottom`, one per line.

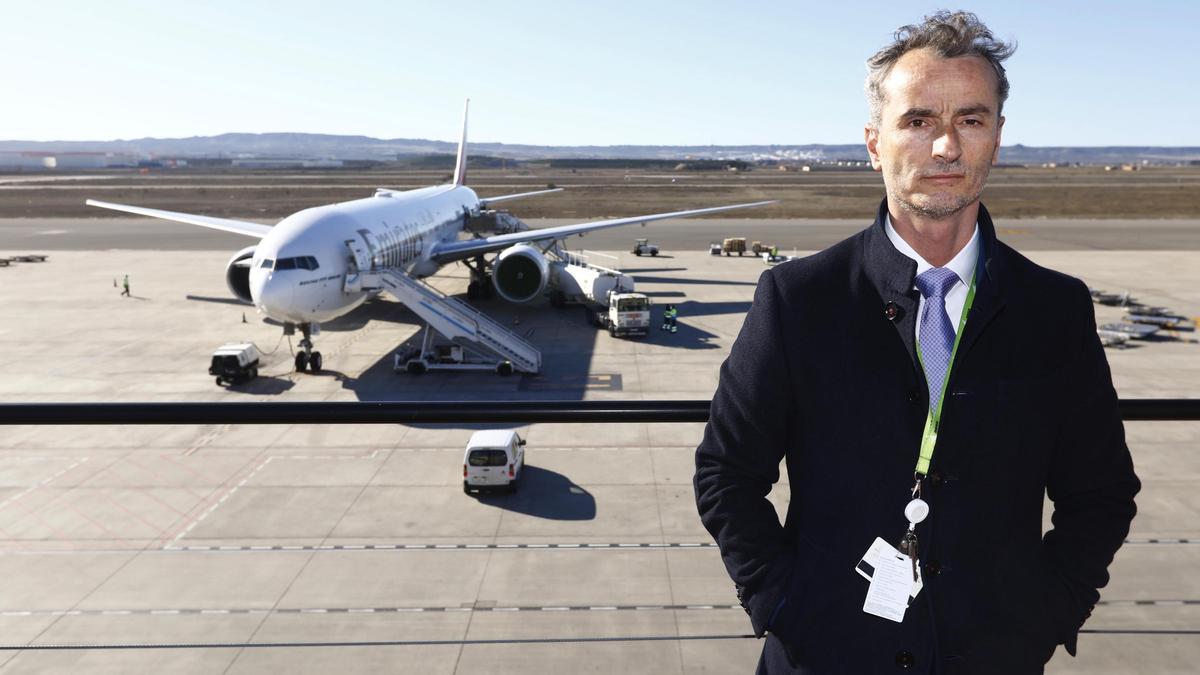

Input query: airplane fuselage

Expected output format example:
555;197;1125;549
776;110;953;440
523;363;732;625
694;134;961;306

249;184;480;324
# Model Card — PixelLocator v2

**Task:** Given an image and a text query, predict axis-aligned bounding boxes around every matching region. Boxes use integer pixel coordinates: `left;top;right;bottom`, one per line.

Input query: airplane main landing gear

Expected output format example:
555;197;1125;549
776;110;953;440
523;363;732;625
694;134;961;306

464;255;494;300
290;322;323;373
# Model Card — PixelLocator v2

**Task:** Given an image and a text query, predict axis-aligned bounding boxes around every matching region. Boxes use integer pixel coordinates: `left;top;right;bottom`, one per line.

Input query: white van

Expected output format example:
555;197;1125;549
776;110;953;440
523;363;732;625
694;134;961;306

463;430;525;493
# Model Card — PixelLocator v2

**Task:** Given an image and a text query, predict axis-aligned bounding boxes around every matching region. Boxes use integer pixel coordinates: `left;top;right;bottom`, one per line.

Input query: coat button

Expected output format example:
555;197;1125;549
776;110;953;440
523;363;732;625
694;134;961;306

884;302;902;321
895;650;915;668
925;560;941;577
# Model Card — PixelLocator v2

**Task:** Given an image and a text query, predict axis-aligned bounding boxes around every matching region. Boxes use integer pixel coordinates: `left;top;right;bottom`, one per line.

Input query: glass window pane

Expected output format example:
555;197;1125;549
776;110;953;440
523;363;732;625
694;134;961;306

468;449;509;467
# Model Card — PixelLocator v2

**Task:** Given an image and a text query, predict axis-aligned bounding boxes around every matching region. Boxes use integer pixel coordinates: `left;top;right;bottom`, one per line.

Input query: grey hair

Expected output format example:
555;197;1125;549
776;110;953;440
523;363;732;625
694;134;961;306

865;10;1015;125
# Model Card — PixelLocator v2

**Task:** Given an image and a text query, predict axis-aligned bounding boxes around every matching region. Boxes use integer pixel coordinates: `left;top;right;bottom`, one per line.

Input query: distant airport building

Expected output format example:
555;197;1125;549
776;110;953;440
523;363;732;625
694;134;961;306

0;152;57;169
0;151;138;170
229;157;345;168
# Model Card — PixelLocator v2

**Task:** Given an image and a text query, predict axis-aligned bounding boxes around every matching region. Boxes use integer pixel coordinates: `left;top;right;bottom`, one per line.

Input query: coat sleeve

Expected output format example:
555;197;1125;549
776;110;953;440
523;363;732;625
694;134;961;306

1042;279;1141;655
694;268;796;637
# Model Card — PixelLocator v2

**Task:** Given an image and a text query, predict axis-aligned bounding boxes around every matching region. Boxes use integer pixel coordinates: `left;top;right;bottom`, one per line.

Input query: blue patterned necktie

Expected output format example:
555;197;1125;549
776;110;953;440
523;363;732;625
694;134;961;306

914;267;962;413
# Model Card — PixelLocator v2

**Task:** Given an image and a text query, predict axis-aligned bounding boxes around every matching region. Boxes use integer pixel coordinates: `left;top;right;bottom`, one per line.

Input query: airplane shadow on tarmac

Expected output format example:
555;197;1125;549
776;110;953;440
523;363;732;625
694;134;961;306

632;274;757;287
472;465;596;521
673;299;752;319
627;267;687;274
185;294;250;306
312;286;749;400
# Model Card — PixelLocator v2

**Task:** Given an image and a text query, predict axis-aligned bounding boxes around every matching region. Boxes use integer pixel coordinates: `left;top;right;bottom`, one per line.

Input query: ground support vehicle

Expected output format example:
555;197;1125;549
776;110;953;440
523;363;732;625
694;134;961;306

632;238;659;256
209;342;261;385
751;241;776;256
722;237;747;256
463;430;526;493
709;241;722;255
395;331;519;376
590;292;652;337
549;256;650;337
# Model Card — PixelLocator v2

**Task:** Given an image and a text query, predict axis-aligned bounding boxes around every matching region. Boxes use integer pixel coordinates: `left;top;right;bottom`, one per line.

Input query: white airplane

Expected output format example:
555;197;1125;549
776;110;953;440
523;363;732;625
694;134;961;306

87;101;773;373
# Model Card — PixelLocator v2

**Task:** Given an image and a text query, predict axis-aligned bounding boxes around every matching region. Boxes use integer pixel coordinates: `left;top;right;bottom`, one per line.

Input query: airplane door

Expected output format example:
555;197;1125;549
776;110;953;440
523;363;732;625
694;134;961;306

344;238;369;273
357;229;382;270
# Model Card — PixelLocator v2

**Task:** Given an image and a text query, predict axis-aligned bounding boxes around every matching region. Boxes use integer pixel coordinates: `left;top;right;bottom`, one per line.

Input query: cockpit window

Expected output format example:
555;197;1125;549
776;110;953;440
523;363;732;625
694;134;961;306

272;256;319;271
260;259;274;269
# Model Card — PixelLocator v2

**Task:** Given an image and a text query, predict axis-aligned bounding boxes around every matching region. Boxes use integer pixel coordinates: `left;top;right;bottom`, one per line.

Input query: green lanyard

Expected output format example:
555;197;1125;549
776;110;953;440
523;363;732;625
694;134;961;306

913;264;978;477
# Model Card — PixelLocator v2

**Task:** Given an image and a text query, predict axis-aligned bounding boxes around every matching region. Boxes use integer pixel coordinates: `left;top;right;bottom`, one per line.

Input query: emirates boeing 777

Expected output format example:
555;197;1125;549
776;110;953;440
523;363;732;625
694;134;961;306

87;101;773;373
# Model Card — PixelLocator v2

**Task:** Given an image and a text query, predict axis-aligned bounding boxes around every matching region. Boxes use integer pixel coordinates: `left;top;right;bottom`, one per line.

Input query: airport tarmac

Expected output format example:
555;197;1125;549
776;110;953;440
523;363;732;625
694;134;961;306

0;240;1197;673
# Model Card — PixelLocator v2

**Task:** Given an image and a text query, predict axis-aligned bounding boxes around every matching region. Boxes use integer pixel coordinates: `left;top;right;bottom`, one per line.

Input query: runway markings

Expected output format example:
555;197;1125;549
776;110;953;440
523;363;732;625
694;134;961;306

10;537;1190;555
0;604;742;618
0;633;758;651
146;538;1196;553
183;424;231;457
3;599;1198;619
0;457;89;514
166;449;383;547
159;541;720;552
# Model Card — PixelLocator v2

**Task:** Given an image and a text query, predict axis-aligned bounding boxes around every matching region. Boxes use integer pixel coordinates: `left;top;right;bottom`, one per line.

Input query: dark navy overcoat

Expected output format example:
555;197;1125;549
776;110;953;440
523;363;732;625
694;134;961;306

695;201;1140;674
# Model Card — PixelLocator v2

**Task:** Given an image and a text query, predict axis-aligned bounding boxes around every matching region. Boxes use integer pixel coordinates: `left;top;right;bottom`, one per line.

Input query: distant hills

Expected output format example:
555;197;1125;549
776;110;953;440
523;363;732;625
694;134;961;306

1;133;1198;166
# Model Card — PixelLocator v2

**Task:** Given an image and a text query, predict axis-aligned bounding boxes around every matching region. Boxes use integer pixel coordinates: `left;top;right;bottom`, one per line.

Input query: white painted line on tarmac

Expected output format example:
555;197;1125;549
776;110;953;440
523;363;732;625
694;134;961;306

7;600;1195;619
166;450;384;548
0;457;89;513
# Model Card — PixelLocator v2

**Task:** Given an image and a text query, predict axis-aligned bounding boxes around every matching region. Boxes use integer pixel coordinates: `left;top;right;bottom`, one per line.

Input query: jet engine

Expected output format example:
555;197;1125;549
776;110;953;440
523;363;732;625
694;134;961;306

224;245;257;303
492;244;549;303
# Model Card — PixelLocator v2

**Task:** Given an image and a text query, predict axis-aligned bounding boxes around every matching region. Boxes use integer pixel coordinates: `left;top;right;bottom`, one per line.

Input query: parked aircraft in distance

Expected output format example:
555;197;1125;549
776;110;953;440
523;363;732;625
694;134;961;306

88;101;774;375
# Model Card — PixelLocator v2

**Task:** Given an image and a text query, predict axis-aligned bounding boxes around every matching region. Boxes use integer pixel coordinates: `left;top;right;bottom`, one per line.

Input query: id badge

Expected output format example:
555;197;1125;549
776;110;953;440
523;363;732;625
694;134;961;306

862;547;914;622
856;537;922;601
855;537;922;623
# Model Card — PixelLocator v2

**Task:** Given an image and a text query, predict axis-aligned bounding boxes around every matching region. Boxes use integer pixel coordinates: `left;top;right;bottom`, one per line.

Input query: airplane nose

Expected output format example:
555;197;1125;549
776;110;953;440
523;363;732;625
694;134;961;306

255;274;294;318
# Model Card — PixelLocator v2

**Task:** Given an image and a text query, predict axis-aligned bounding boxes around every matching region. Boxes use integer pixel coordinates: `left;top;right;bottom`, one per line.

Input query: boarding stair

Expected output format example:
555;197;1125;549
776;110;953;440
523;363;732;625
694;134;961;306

374;269;541;374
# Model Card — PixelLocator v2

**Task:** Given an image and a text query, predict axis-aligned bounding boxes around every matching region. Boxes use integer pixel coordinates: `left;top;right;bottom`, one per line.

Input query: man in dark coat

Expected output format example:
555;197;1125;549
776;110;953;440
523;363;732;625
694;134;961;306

694;11;1139;674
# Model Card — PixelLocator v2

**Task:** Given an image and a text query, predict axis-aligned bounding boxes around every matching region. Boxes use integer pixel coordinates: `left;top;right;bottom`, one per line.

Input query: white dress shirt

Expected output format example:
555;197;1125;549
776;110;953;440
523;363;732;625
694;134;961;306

884;214;980;341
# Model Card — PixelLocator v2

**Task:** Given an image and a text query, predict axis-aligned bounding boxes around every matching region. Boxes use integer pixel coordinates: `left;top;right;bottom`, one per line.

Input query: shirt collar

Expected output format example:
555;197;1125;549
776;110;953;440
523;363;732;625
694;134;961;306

884;212;979;286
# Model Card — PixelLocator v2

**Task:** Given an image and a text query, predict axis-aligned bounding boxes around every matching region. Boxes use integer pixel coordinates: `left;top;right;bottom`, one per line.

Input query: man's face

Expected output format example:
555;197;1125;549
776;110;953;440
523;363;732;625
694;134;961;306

865;48;1004;220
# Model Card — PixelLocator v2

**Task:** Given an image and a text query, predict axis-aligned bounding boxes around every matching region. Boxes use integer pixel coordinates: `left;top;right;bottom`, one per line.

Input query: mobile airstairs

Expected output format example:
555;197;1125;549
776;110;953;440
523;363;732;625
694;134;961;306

345;262;541;375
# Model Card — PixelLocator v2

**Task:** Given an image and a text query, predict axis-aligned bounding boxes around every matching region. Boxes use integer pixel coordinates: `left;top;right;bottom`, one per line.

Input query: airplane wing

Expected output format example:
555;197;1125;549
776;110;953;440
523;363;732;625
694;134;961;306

85;199;273;239
430;200;776;264
480;187;562;207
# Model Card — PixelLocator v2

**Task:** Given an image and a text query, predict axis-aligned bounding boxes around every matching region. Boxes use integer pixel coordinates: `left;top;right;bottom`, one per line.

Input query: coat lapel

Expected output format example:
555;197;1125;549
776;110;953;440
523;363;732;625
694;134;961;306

860;200;1009;380
861;201;920;370
954;203;1007;362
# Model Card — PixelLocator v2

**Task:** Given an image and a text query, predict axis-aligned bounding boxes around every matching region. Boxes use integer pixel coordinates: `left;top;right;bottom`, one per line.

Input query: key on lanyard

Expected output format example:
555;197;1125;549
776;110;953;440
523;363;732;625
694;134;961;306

899;498;929;583
899;529;918;582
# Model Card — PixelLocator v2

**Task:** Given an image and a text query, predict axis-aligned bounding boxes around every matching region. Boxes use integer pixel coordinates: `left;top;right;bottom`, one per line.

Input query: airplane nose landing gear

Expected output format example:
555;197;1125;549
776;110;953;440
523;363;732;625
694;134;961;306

289;322;323;372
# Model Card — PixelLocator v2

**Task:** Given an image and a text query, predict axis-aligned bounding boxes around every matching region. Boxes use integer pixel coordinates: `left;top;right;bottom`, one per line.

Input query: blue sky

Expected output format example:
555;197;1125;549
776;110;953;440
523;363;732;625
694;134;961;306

3;1;1196;146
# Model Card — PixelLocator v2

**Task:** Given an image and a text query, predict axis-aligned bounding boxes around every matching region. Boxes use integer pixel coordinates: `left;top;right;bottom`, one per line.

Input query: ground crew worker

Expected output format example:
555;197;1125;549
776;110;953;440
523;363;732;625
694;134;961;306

662;304;678;333
121;274;131;297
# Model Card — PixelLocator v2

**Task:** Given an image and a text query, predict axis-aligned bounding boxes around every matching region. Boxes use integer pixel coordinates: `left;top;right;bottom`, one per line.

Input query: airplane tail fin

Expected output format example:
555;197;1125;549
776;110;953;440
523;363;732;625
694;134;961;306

452;99;469;186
